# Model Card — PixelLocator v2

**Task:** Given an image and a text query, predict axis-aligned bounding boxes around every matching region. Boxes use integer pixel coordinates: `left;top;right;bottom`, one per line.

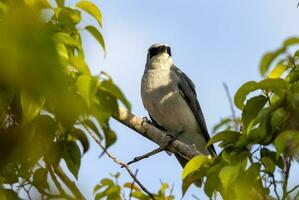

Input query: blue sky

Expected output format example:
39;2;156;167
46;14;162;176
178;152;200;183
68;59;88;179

73;1;299;199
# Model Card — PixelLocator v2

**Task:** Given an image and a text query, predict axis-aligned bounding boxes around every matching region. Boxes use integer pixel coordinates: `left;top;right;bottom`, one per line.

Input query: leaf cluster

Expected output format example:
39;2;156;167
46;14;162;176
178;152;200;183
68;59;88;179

0;0;130;199
182;38;299;200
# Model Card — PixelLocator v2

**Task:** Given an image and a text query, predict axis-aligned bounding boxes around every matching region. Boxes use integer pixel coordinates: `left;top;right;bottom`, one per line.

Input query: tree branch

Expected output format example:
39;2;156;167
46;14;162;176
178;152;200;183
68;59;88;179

83;125;155;200
112;107;201;160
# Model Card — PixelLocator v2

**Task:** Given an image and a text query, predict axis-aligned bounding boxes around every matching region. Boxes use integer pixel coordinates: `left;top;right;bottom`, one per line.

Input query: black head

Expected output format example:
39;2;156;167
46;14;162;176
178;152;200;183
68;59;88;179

148;44;171;59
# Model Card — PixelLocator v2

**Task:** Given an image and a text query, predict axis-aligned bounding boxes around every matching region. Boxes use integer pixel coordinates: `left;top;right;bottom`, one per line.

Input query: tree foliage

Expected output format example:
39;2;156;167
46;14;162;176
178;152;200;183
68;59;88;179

0;0;130;199
183;38;299;200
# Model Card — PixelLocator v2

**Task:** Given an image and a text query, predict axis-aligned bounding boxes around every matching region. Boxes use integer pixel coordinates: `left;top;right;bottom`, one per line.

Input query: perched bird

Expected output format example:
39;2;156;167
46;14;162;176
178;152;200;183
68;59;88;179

141;43;216;167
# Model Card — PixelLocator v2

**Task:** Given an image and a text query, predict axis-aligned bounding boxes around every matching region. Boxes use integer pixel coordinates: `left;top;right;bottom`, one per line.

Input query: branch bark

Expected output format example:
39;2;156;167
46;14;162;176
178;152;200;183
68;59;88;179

113;107;201;161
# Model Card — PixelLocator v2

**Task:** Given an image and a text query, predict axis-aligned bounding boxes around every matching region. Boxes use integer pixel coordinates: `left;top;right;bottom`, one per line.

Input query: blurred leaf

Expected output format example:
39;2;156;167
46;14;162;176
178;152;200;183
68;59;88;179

212;118;233;133
53;32;79;49
260;50;283;76
123;182;141;191
55;0;64;7
76;75;97;107
84;119;103;140
0;189;19;200
63;141;81;179
24;0;51;8
274;130;299;157
242;95;267;133
69;56;90;75
76;1;103;27
54;7;81;27
261;157;275;173
72;128;89;154
33;168;49;190
283;37;299;47
85;25;106;54
182;155;207;179
21;91;45;123
101;79;131;111
219;164;241;193
268;63;289;79
207;131;240;147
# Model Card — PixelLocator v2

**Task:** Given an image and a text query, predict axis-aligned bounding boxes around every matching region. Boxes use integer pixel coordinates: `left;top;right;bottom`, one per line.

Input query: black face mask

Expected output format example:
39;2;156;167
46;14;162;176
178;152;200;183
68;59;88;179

149;46;171;59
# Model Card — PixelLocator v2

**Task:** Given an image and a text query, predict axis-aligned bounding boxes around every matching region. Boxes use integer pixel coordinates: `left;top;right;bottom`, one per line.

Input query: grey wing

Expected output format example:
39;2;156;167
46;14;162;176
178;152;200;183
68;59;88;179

171;65;216;157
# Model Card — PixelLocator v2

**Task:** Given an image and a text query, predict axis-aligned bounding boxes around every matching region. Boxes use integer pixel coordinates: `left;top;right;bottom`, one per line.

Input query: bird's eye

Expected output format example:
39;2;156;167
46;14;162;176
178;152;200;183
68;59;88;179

149;47;159;59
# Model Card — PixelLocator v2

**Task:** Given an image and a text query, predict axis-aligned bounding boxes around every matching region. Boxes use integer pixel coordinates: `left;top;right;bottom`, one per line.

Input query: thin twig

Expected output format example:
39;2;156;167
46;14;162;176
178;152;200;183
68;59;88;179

126;147;165;166
270;173;280;200
287;184;299;196
282;157;291;200
129;169;139;200
83;125;155;200
47;164;68;198
192;194;201;200
223;83;238;130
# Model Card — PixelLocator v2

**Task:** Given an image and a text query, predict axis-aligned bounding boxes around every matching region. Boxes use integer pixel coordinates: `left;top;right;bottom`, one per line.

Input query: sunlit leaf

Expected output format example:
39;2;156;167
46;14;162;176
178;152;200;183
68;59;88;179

85;25;106;55
69;56;90;75
21;91;45;123
182;155;207;179
268;63;289;79
76;0;103;27
219;164;241;193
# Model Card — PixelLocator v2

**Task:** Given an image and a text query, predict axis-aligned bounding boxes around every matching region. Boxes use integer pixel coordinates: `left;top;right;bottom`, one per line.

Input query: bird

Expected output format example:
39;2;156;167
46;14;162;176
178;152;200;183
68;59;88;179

141;43;216;167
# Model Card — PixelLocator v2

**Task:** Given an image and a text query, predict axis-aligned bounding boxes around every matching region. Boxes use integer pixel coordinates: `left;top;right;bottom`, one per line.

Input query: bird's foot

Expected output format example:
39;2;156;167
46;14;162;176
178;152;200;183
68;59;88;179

164;130;184;150
141;117;152;126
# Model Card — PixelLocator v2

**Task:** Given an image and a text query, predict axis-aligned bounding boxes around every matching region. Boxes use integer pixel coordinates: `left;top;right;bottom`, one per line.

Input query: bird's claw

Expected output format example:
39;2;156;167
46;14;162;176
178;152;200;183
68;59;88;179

142;117;152;126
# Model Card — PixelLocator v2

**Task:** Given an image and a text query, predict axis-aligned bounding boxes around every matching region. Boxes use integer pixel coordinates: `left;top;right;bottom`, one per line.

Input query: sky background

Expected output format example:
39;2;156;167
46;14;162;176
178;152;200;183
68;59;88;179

68;1;299;199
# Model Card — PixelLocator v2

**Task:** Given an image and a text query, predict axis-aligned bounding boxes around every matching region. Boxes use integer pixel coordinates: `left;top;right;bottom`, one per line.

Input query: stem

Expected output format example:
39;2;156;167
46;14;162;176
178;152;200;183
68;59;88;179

54;166;85;200
282;157;291;200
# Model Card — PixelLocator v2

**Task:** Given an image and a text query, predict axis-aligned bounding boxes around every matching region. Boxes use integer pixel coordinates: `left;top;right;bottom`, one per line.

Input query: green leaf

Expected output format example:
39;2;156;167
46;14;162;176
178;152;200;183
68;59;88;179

101;80;131;111
260;48;285;76
258;78;288;97
274;130;299;157
33;168;49;190
63;141;81;179
21;91;45;123
268;63;289;79
182;155;207;179
76;75;97;107
84;119;103;140
85;25;106;55
76;1;103;27
218;164;241;193
234;81;258;109
207;131;240;147
69;56;90;75
283;37;299;47
72;128;89;154
55;0;64;7
234;79;287;110
53;32;79;48
54;7;81;26
242;95;267;133
261;157;275;173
